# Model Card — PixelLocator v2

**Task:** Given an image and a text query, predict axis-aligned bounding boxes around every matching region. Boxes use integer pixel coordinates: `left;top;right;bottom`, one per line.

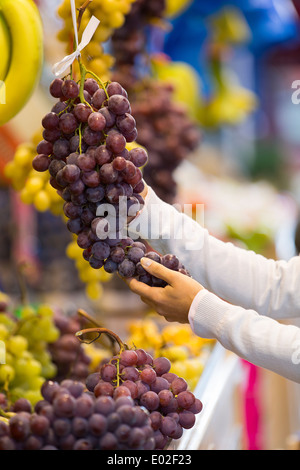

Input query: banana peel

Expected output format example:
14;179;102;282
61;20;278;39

0;0;44;126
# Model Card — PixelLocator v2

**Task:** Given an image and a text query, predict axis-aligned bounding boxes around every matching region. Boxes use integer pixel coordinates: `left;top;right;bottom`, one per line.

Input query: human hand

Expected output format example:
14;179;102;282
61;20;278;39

124;257;203;324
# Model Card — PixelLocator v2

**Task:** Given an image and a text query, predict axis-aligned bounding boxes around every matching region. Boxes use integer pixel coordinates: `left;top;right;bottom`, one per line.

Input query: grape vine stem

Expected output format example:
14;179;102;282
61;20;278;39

75;327;128;353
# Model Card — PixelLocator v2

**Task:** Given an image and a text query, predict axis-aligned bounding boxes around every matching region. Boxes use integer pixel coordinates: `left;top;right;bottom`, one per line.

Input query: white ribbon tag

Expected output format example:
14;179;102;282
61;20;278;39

52;0;100;76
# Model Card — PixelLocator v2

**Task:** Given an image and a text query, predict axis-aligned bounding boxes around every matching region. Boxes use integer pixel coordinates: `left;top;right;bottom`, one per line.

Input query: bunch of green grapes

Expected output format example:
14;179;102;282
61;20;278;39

0;304;59;406
57;0;136;82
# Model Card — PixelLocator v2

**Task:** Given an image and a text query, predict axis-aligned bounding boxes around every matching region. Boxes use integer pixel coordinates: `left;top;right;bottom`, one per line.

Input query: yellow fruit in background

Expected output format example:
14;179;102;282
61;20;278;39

151;55;202;121
161;345;189;362
33;190;51;212
165;0;192;18
86;281;103;300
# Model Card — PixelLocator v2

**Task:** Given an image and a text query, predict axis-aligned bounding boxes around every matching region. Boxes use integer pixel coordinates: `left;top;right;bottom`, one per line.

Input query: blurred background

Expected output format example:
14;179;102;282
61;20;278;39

2;0;300;450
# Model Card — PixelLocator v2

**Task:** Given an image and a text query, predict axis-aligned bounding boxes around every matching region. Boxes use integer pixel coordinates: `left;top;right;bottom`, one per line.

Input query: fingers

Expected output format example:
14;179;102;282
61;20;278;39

123;277;155;297
140;258;176;284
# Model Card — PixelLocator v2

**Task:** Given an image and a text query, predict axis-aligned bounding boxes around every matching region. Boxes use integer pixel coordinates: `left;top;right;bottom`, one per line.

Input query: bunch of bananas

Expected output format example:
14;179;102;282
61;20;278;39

57;0;136;82
126;316;214;390
0;0;44;125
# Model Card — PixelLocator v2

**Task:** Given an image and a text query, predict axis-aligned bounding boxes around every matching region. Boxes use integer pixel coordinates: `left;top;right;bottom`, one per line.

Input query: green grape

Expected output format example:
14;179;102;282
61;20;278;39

0;364;15;384
0;314;15;329
23;390;43;406
24;359;42;378
43;326;60;344
19;306;36;319
36;304;54;318
0;324;9;340
26;376;44;391
41;362;57;379
7;336;28;356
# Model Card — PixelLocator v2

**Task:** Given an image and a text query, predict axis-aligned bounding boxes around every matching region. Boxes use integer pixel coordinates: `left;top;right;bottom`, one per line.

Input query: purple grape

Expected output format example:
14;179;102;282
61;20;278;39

83;127;103;146
50;78;63;98
99;163;118;184
92;88;107;109
84;78;99;96
106;129;126;154
92;241;110;260
129;147;148;168
127;247;144;264
42;112;59;130
59;113;78;134
118;259;136;278
116;113;136;134
32;154;50;172
73;103;92;122
61;79;79;99
107;82;123;96
62;164;80;183
108;94;130;115
88;112;106;132
162;254;180;271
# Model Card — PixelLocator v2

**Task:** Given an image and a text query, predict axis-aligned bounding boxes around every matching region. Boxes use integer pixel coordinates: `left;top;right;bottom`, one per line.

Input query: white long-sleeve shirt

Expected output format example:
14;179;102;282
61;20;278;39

128;187;300;383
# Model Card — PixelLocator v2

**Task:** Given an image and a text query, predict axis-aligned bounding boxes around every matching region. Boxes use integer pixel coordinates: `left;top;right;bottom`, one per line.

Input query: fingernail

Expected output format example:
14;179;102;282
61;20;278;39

141;257;152;267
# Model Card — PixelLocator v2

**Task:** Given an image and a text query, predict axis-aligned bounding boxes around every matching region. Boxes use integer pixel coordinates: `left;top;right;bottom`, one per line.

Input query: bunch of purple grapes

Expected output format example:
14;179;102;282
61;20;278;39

0;379;155;450
110;0;202;203
48;312;91;382
128;80;201;203
86;348;203;450
111;0;166;67
33;76;190;286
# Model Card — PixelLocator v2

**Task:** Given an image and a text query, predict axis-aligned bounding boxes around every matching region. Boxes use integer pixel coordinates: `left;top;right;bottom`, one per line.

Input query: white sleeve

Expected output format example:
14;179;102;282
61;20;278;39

128;186;300;320
188;290;300;384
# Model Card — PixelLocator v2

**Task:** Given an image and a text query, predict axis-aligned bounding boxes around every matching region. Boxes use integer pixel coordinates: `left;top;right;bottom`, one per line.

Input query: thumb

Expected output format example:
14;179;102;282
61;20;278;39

140;257;175;284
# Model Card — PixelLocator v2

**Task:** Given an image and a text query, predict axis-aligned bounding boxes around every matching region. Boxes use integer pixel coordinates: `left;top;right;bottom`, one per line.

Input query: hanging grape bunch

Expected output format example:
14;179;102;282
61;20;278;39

80;327;203;450
111;0;202;203
33;67;191;287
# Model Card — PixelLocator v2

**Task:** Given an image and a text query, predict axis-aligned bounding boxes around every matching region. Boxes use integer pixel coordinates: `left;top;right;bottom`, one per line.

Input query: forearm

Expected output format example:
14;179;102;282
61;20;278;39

129;186;300;319
189;290;300;384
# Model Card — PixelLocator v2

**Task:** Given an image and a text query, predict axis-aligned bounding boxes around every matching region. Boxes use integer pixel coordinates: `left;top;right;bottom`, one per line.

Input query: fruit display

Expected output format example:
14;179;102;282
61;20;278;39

0;379;156;450
126;316;214;390
0;0;44;125
0;295;112;407
79;327;203;449
0;325;203;450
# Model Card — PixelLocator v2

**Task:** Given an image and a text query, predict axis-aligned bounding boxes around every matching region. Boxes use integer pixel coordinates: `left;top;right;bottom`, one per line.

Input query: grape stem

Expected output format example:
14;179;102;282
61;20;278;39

75;327;128;353
77;309;117;353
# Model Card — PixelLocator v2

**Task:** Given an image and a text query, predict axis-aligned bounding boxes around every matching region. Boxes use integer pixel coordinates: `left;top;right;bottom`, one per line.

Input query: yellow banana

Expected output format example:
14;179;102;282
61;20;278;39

0;0;43;126
0;12;11;81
